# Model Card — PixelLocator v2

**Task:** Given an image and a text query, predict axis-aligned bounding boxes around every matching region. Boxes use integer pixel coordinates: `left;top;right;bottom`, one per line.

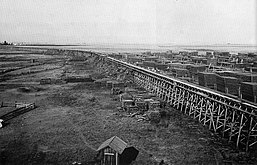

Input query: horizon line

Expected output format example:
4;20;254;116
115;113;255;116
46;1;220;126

10;41;257;47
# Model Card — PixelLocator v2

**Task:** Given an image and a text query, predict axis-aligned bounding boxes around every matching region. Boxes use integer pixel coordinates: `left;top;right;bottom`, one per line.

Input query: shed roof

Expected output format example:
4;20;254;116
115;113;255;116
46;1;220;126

97;136;127;154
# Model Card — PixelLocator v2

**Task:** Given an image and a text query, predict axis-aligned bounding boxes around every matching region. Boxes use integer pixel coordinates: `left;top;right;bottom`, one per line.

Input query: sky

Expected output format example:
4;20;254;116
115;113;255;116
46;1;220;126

0;0;256;45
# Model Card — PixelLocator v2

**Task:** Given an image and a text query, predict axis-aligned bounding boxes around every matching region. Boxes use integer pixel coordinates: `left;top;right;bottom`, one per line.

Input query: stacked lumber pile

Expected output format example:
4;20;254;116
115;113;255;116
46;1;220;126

225;77;239;96
172;68;189;77
106;80;115;88
111;87;123;95
178;77;193;82
120;92;136;112
234;63;252;69
155;63;169;71
165;72;175;77
136;62;144;68
216;72;257;83
148;100;161;111
216;71;236;77
135;101;148;111
206;58;217;65
187;65;206;74
240;82;257;103
216;75;226;93
65;76;94;83
192;57;207;64
234;73;257;83
41;78;65;85
151;97;166;108
132;93;154;101
216;75;239;96
108;81;125;89
125;87;137;93
143;99;154;110
245;67;257;73
142;61;156;68
198;72;216;88
168;63;184;69
144;56;158;62
94;78;112;87
127;57;143;63
121;100;134;109
40;78;52;85
119;93;133;102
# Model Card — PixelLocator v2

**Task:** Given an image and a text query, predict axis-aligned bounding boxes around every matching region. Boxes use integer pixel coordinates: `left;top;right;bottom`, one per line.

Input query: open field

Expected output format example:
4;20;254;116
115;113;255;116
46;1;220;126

0;46;256;165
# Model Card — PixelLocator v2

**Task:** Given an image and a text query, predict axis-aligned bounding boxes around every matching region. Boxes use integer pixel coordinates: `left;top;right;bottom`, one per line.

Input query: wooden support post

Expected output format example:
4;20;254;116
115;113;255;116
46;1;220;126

116;152;118;165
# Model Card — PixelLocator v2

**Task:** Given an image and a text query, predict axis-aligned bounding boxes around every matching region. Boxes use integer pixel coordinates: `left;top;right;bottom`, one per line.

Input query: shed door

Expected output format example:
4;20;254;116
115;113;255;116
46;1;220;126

103;148;117;165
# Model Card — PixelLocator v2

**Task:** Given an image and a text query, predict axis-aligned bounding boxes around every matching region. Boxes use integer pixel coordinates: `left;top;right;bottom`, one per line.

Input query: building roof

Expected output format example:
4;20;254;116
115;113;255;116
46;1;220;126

97;136;127;154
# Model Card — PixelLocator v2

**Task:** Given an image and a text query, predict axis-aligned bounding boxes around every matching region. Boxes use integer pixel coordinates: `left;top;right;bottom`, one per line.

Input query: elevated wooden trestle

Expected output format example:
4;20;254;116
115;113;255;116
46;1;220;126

97;54;257;152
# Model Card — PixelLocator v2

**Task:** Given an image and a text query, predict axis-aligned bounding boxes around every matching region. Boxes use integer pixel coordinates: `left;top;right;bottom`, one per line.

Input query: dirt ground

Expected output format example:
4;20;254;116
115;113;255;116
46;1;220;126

0;46;256;165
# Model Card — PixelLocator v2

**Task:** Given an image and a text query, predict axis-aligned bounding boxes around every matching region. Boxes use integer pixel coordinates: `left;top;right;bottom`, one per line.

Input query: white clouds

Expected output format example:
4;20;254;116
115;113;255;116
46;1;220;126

0;0;256;44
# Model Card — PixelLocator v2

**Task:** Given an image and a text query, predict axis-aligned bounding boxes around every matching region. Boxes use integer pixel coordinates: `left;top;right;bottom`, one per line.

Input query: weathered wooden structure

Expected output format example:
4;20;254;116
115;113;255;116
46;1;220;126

96;136;138;165
96;54;257;152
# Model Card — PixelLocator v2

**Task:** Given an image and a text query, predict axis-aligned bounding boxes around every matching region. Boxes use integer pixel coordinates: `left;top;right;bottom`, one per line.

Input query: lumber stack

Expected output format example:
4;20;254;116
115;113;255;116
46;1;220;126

142;61;156;68
148;100;161;111
65;76;94;83
40;78;65;85
172;68;189;77
119;93;133;102
241;82;257;103
106;80;115;88
121;100;134;109
198;72;216;88
127;57;143;63
144;56;158;62
216;75;239;96
187;65;206;75
133;93;154;100
179;77;193;82
112;81;125;88
207;58;217;65
168;63;184;69
215;71;236;77
166;72;175;77
225;77;239;96
216;75;226;93
135;101;148;111
234;73;257;83
245;67;257;73
234;63;252;69
155;63;169;71
216;72;257;83
94;78;112;87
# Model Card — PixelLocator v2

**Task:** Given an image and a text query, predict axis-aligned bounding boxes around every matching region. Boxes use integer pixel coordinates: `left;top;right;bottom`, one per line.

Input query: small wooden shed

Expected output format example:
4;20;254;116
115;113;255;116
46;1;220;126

96;136;139;165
